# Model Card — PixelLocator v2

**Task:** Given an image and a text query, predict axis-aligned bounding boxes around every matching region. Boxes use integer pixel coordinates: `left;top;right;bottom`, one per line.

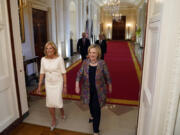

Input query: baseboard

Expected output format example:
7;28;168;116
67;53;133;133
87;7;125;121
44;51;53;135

0;111;29;135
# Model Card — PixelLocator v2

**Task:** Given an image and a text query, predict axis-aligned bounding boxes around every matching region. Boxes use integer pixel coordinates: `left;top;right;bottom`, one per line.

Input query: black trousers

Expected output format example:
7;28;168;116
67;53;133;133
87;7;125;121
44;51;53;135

89;87;101;133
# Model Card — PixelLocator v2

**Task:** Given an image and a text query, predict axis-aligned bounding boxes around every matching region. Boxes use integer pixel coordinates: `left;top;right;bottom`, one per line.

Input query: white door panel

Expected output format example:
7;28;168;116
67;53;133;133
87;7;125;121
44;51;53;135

138;20;161;135
0;0;19;132
143;22;160;105
0;76;10;92
149;0;162;22
151;0;162;16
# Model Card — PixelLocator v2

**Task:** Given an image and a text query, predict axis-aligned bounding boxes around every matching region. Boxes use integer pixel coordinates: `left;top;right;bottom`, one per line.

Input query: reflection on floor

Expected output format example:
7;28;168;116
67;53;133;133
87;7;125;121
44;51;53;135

24;96;138;135
64;53;81;69
25;51;139;135
132;42;144;68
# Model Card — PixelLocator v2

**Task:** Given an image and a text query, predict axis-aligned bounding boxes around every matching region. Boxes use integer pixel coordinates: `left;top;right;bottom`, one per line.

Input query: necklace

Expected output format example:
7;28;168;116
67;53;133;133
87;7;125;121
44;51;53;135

90;61;97;64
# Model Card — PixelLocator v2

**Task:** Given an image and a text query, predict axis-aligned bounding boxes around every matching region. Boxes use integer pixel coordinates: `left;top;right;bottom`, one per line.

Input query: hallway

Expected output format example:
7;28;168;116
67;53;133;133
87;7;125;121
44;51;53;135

1;0;180;135
24;41;139;135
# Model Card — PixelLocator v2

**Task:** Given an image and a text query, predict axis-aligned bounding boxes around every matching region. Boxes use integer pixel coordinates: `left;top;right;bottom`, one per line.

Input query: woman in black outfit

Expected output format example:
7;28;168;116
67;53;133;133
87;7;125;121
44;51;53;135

76;45;112;135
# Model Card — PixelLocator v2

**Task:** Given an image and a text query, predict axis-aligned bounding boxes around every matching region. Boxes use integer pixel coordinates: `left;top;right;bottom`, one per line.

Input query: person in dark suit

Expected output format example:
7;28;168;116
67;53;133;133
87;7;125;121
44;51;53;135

95;34;107;59
77;32;90;60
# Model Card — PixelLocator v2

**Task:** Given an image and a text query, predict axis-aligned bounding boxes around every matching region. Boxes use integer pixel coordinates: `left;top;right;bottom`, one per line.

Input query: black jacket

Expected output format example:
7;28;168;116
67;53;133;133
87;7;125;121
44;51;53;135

77;38;90;56
95;40;107;55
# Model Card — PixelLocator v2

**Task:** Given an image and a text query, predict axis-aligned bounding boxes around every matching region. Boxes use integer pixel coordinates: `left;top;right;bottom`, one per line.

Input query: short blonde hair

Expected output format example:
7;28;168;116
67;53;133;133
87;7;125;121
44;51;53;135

88;44;101;60
44;41;59;57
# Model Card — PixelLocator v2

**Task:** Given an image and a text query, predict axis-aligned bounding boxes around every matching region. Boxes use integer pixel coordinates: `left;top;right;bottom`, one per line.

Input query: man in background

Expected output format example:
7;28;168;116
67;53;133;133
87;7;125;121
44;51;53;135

95;34;107;60
77;32;91;60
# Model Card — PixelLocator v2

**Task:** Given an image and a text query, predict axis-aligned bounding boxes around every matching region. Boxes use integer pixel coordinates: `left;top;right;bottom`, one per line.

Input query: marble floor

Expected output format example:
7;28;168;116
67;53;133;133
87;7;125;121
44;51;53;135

25;51;140;135
132;42;144;68
24;96;138;135
64;53;81;69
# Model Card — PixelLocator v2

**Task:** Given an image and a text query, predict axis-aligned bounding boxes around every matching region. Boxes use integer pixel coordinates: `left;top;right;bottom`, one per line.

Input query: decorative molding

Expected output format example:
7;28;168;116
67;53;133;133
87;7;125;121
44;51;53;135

136;0;146;8
143;87;152;106
0;23;4;30
0;12;2;24
0;1;3;29
162;18;180;135
149;13;161;23
30;0;47;6
94;0;102;6
30;0;48;11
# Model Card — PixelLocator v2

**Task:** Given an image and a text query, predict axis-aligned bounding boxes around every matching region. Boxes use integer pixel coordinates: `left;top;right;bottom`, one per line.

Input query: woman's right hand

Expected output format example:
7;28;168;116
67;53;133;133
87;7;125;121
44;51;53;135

36;86;41;94
75;81;80;94
36;74;44;94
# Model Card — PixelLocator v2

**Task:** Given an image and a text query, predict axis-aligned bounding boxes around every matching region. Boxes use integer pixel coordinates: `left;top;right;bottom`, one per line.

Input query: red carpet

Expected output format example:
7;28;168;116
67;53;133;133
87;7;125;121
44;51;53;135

30;41;140;105
105;41;140;105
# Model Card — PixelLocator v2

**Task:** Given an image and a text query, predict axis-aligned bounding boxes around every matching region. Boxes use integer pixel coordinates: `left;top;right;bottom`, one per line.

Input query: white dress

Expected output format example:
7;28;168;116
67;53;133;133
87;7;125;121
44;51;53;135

40;56;66;108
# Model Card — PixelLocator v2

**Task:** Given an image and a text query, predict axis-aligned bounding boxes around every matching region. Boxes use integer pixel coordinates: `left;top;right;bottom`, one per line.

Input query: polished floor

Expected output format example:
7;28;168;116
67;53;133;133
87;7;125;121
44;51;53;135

64;53;81;69
10;123;90;135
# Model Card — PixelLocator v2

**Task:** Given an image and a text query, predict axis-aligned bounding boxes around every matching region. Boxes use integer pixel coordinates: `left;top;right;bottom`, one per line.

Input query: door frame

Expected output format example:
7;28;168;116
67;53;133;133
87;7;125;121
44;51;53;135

137;0;180;135
112;16;126;40
1;0;25;134
7;0;22;117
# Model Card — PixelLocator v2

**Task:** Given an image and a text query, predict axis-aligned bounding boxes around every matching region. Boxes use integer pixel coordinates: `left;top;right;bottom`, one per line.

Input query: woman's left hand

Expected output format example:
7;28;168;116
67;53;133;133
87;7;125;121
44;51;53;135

63;85;67;95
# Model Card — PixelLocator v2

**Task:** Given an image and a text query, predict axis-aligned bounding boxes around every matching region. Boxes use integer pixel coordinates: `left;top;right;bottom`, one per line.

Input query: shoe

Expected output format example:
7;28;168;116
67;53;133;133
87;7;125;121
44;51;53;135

89;118;93;123
50;124;55;131
50;119;57;131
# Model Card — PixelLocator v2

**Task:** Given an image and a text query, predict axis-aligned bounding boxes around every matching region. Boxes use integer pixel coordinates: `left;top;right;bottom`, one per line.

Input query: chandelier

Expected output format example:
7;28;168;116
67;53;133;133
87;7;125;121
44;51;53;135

112;13;122;22
103;0;122;21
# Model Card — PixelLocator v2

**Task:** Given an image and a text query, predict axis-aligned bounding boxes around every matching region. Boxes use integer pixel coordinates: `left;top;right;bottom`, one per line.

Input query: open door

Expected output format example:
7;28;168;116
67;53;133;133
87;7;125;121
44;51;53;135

138;0;180;135
32;8;48;59
0;0;20;132
112;16;126;40
137;0;162;134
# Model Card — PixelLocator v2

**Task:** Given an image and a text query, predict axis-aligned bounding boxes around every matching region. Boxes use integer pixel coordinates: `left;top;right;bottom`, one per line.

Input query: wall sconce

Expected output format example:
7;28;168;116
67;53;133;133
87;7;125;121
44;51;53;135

106;23;112;39
127;23;132;40
107;23;112;28
127;23;132;27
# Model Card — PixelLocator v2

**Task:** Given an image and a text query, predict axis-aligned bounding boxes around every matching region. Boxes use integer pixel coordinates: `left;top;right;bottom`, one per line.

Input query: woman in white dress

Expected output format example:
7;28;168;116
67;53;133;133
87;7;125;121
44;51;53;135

36;41;67;130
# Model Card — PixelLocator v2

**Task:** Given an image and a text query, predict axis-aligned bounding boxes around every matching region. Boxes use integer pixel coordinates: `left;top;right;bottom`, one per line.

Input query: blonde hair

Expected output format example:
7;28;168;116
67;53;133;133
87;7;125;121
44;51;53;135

88;44;101;60
44;41;59;57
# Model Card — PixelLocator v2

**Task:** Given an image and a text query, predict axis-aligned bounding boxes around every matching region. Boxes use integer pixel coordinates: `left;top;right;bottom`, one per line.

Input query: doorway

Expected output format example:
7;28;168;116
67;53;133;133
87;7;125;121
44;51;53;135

112;16;126;40
32;8;48;58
